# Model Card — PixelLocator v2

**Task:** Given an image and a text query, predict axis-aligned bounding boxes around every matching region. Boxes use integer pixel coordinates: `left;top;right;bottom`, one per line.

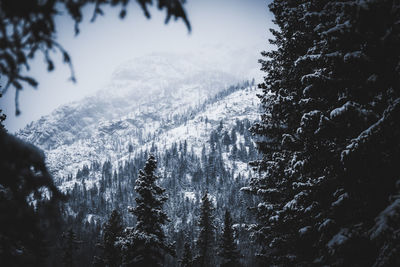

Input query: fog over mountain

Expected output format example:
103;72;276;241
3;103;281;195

17;53;256;180
0;0;272;133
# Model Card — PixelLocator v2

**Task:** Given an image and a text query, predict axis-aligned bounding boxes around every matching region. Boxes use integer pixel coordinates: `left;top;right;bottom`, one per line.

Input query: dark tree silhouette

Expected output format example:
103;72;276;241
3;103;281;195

0;0;190;115
194;191;215;267
245;0;400;266
103;209;124;267
219;210;240;267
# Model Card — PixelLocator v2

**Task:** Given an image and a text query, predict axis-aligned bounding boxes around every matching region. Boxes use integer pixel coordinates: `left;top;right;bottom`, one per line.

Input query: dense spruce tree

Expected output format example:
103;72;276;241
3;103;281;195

103;209;124;267
180;242;194;267
219;210;240;267
117;155;174;266
194;191;216;267
243;0;318;264
245;0;400;266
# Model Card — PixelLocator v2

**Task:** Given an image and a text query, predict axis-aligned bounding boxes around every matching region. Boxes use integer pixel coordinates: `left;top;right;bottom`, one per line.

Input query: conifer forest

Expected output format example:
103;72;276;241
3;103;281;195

1;0;400;266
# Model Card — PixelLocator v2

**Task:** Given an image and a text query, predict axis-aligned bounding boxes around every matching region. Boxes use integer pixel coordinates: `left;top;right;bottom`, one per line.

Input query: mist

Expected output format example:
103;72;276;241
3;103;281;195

0;0;273;133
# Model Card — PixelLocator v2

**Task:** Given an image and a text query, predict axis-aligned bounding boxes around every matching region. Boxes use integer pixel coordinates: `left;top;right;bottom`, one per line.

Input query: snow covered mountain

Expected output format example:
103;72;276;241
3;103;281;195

17;54;261;193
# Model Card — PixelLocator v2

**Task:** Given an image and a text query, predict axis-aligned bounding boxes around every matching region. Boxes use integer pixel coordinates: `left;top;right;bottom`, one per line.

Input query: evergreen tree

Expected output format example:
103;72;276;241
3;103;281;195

194;191;216;267
230;145;238;160
222;131;231;147
245;0;400;266
118;155;174;266
180;242;193;267
103;209;124;267
230;129;237;145
219;210;240;267
217;120;224;132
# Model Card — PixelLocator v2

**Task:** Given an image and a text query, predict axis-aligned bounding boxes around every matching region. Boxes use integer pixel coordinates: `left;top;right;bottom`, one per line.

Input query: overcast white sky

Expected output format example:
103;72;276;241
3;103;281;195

0;0;273;133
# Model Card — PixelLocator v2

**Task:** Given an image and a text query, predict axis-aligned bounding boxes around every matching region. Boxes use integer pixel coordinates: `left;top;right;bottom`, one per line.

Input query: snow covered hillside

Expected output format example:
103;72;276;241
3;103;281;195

17;54;259;190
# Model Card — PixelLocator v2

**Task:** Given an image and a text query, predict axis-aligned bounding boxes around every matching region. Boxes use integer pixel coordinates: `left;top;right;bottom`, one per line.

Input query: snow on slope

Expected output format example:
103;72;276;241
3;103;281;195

147;87;259;152
48;85;259;191
16;54;259;191
17;53;238;151
135;86;260;176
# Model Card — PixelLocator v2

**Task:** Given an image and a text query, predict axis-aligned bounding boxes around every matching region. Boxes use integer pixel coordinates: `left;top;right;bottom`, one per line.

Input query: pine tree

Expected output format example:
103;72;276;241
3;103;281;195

194;191;216;267
222;131;231;148
245;0;400;266
103;209;124;267
230;129;237;145
219;210;240;267
118;155;174;266
180;242;193;267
